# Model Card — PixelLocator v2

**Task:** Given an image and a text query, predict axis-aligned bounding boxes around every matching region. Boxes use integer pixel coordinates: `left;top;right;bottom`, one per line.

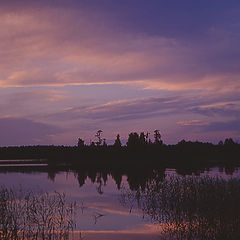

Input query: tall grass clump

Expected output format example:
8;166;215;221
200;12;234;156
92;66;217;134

121;175;240;240
0;186;76;240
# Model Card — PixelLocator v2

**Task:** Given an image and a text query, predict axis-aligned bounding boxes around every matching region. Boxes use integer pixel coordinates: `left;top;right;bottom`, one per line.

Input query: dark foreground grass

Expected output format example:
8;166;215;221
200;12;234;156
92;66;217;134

121;175;240;240
0;187;76;240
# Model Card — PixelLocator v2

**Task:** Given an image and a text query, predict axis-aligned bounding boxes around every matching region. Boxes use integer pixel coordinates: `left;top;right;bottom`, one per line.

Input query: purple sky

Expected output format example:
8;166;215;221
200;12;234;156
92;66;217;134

0;0;240;146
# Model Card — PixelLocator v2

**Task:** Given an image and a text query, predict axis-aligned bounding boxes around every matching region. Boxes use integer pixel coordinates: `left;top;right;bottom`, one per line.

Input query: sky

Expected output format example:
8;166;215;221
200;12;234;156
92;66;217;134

0;0;240;146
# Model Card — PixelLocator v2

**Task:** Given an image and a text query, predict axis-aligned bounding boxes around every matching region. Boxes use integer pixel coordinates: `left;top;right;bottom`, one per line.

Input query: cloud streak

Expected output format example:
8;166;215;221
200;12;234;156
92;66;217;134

0;1;239;144
203;120;240;133
50;93;240;122
0;1;240;93
0;117;62;146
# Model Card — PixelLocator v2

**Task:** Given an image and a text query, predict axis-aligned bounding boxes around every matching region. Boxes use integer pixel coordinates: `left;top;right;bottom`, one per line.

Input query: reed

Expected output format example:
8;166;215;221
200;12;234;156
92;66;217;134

121;175;240;240
0;186;76;240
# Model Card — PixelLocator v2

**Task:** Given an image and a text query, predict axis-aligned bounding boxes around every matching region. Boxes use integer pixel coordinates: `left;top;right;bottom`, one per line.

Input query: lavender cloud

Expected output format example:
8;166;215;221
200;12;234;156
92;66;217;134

0;1;239;144
0;1;239;93
0;117;62;146
203;120;240;133
49;92;240;122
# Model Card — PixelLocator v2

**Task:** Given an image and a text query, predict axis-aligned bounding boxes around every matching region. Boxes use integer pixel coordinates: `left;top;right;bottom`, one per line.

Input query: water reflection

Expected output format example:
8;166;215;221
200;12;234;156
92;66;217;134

2;164;239;190
0;166;240;239
121;175;240;240
0;187;75;239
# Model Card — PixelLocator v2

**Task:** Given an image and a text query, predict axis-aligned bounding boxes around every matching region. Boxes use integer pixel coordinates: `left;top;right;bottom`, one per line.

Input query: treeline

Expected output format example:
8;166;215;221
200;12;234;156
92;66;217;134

0;130;239;167
79;130;163;147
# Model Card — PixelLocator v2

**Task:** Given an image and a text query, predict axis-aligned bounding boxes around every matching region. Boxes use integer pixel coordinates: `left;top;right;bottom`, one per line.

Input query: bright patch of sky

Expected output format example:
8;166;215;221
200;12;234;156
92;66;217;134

0;0;240;145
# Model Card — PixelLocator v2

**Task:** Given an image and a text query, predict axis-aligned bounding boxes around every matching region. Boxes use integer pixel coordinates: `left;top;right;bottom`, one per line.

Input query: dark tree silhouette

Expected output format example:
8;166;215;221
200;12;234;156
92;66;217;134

114;134;122;147
139;132;147;145
95;130;103;146
0;130;239;169
224;138;235;145
77;138;84;147
145;132;151;144
103;138;107;147
153;130;163;145
178;139;186;145
126;132;140;147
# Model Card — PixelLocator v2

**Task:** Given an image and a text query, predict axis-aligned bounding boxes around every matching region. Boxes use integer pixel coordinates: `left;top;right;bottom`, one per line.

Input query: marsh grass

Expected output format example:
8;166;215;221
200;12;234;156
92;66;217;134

0;186;76;240
121;175;240;240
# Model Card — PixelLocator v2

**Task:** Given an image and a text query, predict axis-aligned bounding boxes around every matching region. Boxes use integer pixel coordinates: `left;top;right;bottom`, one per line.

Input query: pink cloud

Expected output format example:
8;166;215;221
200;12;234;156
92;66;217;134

0;4;239;93
177;120;207;126
0;1;239;145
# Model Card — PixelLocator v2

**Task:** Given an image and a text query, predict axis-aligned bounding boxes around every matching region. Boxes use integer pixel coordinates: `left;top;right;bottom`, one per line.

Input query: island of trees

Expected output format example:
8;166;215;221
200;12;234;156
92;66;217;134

0;130;239;170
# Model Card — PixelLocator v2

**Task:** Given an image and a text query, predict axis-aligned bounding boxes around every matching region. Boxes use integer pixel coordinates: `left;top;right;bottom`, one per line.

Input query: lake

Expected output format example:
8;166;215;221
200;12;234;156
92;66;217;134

0;166;240;240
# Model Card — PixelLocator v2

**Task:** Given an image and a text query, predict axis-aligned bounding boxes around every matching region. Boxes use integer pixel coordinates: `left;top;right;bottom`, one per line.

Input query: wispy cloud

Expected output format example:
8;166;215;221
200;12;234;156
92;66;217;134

0;1;239;144
203;120;240;133
190;101;240;118
49;96;186;121
0;1;240;93
0;117;62;146
177;120;207;126
49;93;240;122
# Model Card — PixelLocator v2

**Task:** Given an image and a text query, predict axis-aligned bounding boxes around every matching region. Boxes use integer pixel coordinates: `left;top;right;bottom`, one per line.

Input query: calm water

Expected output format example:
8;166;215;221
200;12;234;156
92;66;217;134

0;166;240;240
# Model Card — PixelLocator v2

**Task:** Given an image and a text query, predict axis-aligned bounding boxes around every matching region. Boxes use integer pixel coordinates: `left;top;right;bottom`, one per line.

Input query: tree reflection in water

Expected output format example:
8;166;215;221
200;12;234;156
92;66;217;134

121;175;240;240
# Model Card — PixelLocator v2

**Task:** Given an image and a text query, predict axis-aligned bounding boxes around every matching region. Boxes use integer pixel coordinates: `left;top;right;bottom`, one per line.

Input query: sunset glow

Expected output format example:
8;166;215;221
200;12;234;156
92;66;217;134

1;0;240;146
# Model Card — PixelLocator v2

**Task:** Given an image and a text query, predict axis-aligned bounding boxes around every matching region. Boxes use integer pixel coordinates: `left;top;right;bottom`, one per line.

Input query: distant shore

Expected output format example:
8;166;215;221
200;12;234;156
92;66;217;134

0;139;239;169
